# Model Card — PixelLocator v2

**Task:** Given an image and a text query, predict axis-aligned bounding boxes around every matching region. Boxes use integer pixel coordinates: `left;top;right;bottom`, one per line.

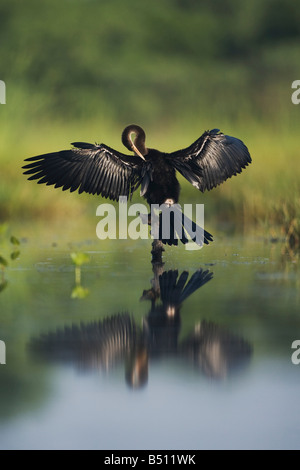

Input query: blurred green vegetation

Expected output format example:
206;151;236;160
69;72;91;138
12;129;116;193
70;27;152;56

0;0;299;240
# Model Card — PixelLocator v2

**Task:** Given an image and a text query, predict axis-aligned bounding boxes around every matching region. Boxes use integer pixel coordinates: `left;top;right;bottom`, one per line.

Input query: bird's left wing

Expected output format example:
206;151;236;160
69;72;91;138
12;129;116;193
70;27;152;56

166;129;251;192
23;142;144;201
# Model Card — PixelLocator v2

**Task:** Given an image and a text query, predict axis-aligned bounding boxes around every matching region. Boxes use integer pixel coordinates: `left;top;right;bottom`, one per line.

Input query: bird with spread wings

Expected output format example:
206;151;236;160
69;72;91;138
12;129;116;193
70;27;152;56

23;125;251;246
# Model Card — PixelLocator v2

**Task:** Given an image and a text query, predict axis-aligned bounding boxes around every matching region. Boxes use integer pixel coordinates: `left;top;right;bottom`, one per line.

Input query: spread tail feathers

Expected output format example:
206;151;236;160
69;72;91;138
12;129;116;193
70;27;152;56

151;204;213;247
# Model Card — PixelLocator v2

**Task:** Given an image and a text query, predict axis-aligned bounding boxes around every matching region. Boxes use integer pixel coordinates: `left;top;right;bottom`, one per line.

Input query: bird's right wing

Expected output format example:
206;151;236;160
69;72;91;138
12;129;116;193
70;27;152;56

23;142;144;201
29;313;137;368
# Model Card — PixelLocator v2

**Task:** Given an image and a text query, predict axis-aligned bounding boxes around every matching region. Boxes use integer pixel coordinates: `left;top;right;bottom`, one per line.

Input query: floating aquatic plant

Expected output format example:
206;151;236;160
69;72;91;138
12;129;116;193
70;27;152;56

70;252;90;299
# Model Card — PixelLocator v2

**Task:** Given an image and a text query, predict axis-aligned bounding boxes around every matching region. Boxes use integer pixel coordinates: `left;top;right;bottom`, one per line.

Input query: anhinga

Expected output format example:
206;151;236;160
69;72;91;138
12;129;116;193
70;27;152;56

23;125;251;246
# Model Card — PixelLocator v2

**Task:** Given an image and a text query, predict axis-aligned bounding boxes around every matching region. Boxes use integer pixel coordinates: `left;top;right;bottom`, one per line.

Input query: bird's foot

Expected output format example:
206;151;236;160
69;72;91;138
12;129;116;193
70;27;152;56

164;198;175;207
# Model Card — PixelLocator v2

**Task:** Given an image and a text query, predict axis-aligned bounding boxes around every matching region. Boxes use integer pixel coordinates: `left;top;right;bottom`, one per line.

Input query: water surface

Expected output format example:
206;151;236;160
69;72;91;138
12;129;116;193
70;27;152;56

0;227;299;450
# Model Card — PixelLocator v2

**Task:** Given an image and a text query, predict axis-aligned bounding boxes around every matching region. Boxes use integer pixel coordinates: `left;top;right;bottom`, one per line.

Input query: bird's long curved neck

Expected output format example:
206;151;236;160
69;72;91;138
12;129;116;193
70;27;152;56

122;125;148;159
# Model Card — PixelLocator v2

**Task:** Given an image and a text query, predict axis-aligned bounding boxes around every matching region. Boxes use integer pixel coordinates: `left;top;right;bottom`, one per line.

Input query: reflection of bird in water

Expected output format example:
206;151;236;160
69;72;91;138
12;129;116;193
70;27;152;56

23;125;251;248
30;268;252;388
141;269;213;357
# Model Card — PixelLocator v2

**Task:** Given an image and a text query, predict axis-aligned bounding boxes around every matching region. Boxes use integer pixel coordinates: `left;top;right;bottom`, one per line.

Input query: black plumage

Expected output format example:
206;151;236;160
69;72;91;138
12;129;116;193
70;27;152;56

23;144;141;200
23;125;251;200
23;125;251;245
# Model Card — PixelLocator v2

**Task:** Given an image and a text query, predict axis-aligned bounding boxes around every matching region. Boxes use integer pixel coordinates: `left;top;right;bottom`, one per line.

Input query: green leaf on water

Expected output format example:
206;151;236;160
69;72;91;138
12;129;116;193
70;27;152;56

0;256;8;267
10;235;20;246
71;285;90;299
10;250;20;261
70;252;90;266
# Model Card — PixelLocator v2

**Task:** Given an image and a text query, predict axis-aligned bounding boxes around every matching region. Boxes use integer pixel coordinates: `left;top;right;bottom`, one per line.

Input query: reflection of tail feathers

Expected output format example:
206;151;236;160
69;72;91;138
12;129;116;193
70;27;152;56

156;206;213;246
179;269;213;303
159;269;213;307
159;270;188;308
181;320;252;379
30;313;137;370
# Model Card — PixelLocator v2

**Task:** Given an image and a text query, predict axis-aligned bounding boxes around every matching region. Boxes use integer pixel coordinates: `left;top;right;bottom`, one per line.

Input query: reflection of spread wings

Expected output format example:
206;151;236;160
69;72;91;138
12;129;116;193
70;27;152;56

29;269;252;383
30;313;137;370
181;320;252;379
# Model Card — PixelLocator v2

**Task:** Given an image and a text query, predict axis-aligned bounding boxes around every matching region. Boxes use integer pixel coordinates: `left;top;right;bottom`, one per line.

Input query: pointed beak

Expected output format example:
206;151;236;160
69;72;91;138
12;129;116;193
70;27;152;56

132;143;146;160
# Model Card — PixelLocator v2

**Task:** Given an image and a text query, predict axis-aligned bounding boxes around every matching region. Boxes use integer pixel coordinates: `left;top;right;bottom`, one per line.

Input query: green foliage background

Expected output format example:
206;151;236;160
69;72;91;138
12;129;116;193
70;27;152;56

0;0;299;235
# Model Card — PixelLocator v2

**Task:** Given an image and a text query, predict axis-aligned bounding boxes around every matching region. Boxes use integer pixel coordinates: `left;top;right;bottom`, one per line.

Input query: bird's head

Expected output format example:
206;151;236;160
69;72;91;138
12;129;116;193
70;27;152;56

122;124;148;160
